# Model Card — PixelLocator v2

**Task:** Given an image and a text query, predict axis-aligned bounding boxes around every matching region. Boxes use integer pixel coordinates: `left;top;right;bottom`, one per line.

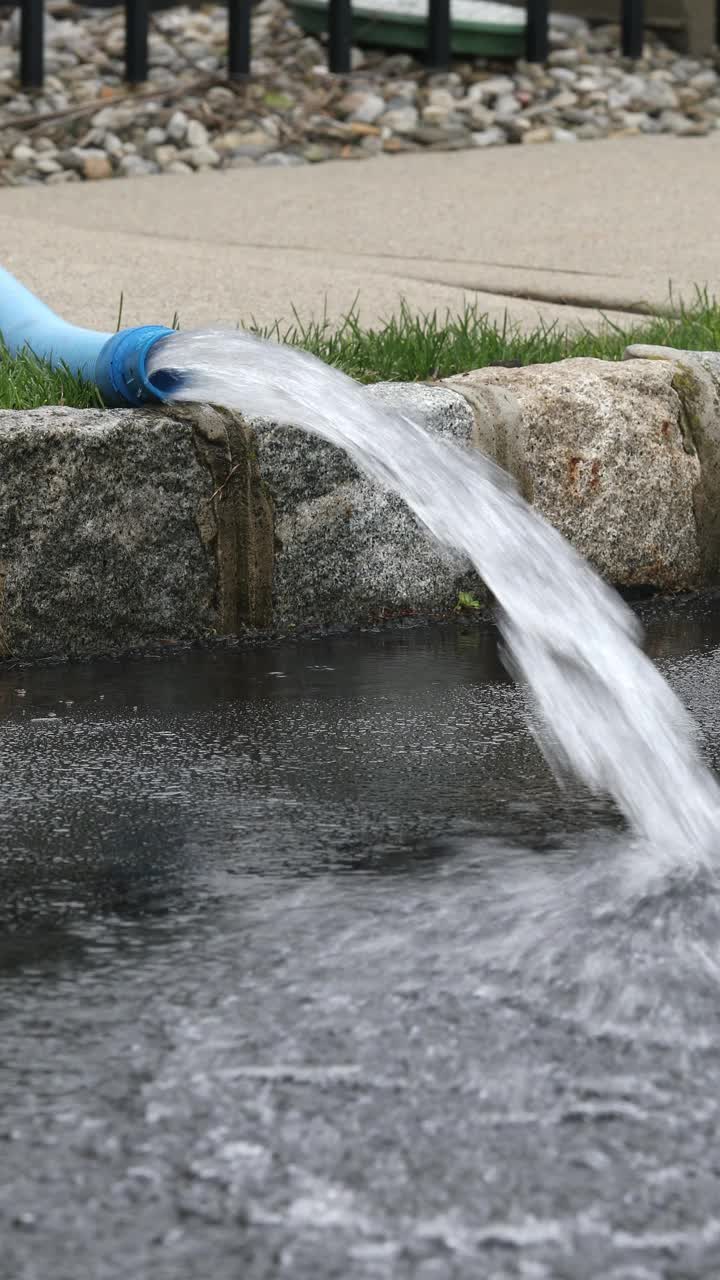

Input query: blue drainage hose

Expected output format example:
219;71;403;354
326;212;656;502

0;264;177;407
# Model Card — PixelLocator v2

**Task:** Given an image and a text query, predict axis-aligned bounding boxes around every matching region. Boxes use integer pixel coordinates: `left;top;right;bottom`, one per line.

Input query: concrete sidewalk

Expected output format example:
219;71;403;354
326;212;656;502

1;134;719;333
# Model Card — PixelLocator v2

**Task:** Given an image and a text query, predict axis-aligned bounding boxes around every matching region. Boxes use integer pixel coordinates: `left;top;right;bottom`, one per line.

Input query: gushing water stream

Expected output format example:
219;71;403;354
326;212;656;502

149;330;720;862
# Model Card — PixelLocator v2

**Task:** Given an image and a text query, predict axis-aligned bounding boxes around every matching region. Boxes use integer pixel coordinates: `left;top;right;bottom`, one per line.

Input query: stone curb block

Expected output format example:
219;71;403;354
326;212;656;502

3;347;720;659
622;345;720;581
0;403;273;659
443;356;703;592
251;383;484;626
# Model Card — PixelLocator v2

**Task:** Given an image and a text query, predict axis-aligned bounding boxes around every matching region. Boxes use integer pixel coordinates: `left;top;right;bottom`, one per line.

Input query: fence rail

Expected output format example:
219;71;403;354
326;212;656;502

19;0;650;91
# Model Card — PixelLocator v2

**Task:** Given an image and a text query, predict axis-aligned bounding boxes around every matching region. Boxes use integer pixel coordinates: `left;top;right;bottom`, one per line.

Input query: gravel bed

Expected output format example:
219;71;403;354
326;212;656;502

0;0;718;184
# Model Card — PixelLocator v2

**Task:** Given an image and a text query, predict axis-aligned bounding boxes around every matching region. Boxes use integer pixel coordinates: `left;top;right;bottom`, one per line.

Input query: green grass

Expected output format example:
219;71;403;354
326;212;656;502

0;343;102;410
251;289;720;383
3;289;720;409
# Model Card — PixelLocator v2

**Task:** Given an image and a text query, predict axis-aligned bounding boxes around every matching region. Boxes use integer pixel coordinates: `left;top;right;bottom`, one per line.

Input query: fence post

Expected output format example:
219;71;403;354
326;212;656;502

525;0;549;62
21;0;44;89
428;0;451;69
621;0;644;58
328;0;352;73
228;0;251;78
125;0;149;83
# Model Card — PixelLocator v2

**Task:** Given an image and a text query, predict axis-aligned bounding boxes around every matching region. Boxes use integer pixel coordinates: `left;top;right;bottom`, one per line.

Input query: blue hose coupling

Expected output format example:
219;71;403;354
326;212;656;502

94;325;177;408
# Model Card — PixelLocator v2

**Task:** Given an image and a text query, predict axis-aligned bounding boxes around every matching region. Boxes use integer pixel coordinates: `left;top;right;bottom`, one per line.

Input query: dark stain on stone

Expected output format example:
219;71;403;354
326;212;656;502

567;455;582;493
184;405;274;633
566;455;600;497
0;562;9;658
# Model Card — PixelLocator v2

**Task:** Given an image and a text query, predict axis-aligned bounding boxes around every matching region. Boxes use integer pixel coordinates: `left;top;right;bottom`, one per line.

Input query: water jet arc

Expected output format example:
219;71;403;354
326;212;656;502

0;265;177;407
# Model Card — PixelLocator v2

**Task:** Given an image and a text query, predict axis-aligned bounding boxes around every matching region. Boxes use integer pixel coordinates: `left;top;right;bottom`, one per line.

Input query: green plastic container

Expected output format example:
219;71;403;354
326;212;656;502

291;0;525;57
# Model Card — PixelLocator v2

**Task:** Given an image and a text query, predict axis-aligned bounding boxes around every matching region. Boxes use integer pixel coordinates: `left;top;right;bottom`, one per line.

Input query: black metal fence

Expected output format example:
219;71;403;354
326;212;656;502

19;0;648;91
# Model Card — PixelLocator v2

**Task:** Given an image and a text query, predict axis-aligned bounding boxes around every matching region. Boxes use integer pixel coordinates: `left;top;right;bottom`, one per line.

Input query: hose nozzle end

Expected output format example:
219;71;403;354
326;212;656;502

95;325;177;408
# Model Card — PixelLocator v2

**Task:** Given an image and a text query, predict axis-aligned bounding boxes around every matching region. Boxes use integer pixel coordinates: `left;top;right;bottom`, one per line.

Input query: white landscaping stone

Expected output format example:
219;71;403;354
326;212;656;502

1;2;719;183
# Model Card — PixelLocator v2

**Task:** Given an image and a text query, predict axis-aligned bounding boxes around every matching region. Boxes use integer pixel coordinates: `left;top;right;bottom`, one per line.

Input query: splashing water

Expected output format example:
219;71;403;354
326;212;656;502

148;330;720;862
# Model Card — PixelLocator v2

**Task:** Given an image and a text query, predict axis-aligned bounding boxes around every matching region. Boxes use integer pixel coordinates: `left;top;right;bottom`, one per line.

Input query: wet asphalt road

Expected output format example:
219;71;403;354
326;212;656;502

2;600;720;1280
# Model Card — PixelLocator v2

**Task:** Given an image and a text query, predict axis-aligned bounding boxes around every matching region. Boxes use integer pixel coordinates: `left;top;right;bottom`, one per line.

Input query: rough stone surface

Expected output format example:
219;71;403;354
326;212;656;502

253;382;484;625
0;403;273;658
445;357;703;590
249;420;358;518
250;381;473;516
624;345;720;580
365;381;475;444
272;478;477;626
